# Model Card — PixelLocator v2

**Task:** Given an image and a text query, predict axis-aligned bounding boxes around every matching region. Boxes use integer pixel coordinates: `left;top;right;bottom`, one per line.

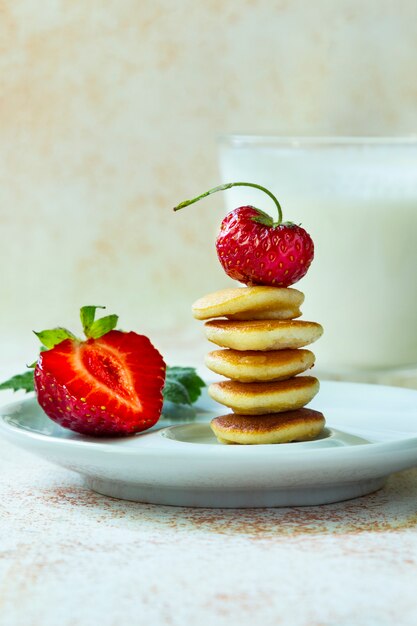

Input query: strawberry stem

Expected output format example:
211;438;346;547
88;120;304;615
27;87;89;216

173;182;283;224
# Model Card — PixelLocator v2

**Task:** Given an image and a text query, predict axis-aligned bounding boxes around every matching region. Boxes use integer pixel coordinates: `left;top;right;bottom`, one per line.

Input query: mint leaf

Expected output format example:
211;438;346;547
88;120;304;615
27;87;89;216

88;315;118;339
34;328;77;349
163;378;191;405
164;367;205;405
80;306;106;336
0;371;35;393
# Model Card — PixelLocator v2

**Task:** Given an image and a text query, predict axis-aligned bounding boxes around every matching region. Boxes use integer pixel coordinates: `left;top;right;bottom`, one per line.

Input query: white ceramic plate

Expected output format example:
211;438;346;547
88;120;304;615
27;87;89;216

1;381;417;508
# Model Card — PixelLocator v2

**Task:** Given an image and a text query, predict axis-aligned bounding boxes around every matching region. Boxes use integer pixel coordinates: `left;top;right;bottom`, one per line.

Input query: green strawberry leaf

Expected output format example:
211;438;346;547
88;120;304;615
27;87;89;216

251;209;274;227
0;371;35;393
80;305;106;336
34;328;77;349
164;367;205;405
88;315;119;339
80;306;118;339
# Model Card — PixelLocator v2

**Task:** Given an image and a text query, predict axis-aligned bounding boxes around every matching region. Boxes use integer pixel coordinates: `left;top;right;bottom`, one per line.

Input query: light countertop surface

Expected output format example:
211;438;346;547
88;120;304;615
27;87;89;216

1;348;417;625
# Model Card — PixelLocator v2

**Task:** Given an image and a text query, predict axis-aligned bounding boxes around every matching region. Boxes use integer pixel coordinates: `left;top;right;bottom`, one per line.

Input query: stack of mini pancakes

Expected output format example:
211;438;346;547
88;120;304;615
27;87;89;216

192;286;325;445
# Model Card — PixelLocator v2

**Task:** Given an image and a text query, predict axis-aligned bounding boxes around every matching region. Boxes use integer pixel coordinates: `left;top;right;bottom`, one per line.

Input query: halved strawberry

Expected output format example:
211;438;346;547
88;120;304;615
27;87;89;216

33;307;166;436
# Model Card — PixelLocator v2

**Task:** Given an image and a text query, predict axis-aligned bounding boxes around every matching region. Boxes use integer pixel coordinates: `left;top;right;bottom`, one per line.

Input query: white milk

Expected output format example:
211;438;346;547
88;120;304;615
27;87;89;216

219;138;417;371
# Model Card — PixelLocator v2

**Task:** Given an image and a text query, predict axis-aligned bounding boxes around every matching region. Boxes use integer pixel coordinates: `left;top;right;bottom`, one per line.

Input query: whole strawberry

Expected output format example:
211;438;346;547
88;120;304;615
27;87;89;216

174;182;314;287
33;306;166;436
216;206;313;287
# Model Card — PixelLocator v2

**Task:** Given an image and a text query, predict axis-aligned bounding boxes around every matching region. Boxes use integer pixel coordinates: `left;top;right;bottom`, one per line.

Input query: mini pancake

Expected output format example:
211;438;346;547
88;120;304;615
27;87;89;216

211;408;325;444
192;286;304;321
204;319;323;351
205;348;315;382
226;308;302;321
208;376;319;415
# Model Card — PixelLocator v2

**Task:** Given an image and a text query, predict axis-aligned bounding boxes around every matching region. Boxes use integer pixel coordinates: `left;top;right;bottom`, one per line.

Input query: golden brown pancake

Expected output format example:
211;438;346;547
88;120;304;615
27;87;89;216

192;286;304;321
208;376;319;414
211;408;326;444
226;308;302;321
204;319;323;351
205;348;315;382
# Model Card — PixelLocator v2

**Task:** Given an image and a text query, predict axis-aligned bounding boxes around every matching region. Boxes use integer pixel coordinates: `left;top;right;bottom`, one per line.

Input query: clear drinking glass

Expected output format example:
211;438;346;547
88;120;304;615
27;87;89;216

218;136;417;374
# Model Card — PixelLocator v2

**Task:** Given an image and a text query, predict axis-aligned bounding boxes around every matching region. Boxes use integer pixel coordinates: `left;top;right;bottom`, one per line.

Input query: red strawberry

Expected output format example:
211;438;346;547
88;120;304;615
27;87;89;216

216;206;313;287
174;182;314;287
33;307;166;436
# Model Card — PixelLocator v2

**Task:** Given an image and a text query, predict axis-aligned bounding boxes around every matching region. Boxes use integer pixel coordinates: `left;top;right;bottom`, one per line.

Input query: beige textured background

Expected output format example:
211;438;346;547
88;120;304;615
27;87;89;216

1;0;416;363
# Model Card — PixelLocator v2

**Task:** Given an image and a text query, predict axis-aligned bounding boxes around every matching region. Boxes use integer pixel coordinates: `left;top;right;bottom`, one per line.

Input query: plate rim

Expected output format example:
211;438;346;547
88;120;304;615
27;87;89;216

1;380;417;459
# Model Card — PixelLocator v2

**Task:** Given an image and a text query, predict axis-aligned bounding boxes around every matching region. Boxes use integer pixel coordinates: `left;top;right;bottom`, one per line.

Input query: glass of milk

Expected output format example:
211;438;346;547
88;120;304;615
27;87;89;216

218;136;417;374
